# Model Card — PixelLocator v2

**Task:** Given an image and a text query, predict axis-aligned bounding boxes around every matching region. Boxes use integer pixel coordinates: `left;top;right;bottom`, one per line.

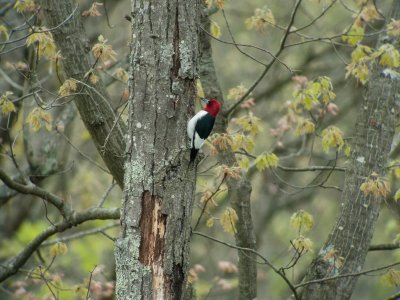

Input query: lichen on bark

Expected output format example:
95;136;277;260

115;0;200;298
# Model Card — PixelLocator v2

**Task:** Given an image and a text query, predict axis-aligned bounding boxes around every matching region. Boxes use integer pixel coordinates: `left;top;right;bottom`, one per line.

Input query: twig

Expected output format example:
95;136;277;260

42;198;56;227
225;0;303;116
278;165;345;172
57;131;111;174
39;265;58;300
86;265;97;300
200;26;290;69
100;231;116;242
193;231;300;300
98;180;117;207
294;261;400;289
102;101;128;151
0;67;24;91
0;5;78;46
41;223;119;246
369;242;400;251
0;168;70;217
221;10;268;67
193;175;226;231
0;207;120;282
102;0;114;28
290;0;337;33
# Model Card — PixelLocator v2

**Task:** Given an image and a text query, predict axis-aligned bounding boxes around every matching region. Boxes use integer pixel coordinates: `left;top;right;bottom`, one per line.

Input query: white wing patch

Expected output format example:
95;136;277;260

193;133;205;149
187;110;208;149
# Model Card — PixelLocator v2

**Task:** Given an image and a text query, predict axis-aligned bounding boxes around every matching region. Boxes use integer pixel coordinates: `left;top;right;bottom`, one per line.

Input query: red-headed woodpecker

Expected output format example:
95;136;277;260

187;98;221;163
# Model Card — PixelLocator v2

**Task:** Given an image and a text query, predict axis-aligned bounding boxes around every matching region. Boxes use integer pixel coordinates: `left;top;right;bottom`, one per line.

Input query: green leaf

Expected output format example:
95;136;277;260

290;209;314;233
394;189;400;202
210;20;221;38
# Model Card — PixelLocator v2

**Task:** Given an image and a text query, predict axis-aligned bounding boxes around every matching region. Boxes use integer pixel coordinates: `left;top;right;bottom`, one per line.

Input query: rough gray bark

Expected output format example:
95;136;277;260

39;0;126;187
301;3;400;298
115;0;199;299
199;9;257;300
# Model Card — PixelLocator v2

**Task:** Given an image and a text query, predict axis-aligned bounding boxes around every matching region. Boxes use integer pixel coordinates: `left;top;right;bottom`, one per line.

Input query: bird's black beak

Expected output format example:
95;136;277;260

201;98;209;105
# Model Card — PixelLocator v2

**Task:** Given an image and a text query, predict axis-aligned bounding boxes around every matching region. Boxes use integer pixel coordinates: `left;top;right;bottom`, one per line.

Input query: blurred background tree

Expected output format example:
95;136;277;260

1;0;400;299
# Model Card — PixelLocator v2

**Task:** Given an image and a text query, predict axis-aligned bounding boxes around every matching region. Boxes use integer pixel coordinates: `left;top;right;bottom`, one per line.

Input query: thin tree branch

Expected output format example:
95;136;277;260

278;165;345;172
369;242;400;251
224;0;303;116
0;168;71;218
193;175;226;231
41;223;119;246
0;207;120;283
290;0;337;33
295;261;400;289
0;5;78;46
192;231;300;300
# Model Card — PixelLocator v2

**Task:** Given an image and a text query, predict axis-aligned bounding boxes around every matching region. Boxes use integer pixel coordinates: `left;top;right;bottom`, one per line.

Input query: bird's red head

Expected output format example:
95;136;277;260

203;99;221;117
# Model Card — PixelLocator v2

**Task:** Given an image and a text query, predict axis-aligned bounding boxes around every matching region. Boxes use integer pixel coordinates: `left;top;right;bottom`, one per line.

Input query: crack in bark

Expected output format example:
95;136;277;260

171;5;181;78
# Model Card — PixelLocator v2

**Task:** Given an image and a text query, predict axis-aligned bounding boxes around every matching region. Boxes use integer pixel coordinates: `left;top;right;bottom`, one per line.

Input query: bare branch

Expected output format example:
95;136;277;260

41;223;119;246
369;242;400;251
0;207;120;282
295;261;400;289
0;168;71;217
193;175;226;231
225;0;303;116
193;231;300;300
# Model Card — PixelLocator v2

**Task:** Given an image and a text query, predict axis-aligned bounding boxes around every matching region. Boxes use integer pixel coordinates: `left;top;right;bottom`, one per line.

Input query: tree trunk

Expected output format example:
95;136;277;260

301;2;400;298
40;0;126;187
199;9;257;300
115;0;199;299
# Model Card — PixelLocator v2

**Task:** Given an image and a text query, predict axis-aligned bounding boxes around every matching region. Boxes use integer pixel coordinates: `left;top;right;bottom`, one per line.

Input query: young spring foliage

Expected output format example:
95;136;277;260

295;118;315;136
394;189;400;202
210;20;222;38
227;84;248;101
342;4;380;46
291;235;314;253
321;126;345;153
387;19;400;37
220;207;239;234
0;25;9;40
293;76;336;111
343;5;400;85
14;0;37;13
49;242;68;257
81;2;103;17
359;172;390;199
208;94;262;172
0;92;16;115
290;209;314;234
26;26;57;60
245;7;275;32
254;152;279;172
92;35;117;64
290;210;315;253
26;108;53;132
204;0;225;9
59;79;78;97
381;269;400;287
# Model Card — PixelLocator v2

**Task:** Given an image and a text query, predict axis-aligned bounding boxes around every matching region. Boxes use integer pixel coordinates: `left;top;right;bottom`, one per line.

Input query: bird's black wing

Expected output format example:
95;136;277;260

195;114;215;139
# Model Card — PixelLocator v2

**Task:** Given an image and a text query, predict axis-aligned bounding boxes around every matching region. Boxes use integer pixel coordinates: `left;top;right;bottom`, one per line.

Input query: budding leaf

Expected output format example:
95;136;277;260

210;21;221;38
220;208;238;234
49;242;68;256
290;209;314;233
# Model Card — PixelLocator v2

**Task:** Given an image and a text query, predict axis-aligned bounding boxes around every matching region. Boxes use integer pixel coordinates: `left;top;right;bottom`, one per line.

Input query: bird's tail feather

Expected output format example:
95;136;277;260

190;148;198;163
